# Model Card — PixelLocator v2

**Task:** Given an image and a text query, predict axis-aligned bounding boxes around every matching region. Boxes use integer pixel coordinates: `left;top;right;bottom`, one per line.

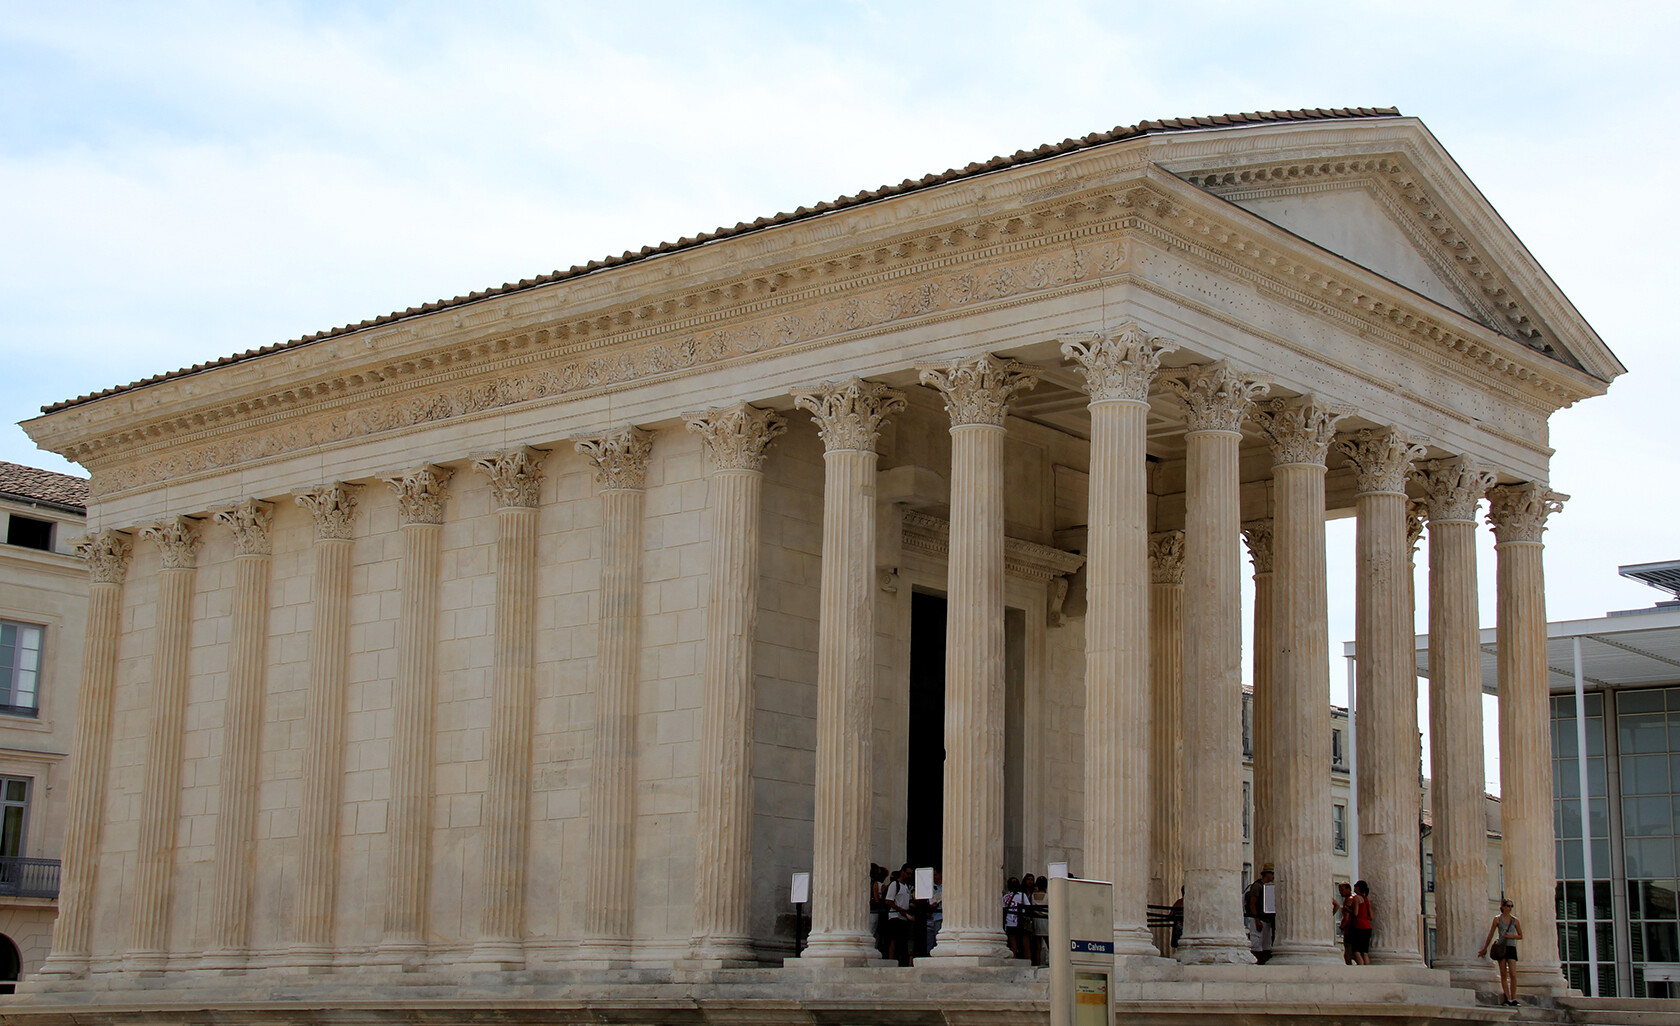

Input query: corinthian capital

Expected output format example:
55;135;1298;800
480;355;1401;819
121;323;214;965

75;529;132;584
792;378;906;453
1411;457;1496;524
473;447;546;508
1486;483;1568;544
1242;519;1275;575
1337;428;1428;496
1252;395;1349;467
684;403;787;472
140;516;202;570
211;500;275;555
917;354;1039;427
294;483;360;540
1163;362;1270;433
575;427;655;490
1406;498;1427;558
1060;324;1177;402
384;465;454;524
1149;531;1186;585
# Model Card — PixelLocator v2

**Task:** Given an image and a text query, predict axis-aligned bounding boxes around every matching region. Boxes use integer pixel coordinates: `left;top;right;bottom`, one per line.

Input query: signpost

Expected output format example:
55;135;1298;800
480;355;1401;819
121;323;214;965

1049;877;1115;1026
790;872;810;955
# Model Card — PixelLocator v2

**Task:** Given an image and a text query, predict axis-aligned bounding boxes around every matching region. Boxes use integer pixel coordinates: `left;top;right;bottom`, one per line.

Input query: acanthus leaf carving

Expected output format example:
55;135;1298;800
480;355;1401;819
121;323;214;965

294;483;360;540
139;516;202;570
383;465;454;524
575;428;655;490
211;499;274;555
1163;362;1270;433
1412;456;1496;524
1059;323;1177;402
792;378;906;453
917;353;1039;427
1241;520;1274;575
472;447;547;509
1485;482;1567;544
683;403;787;472
74;529;132;584
1252;395;1349;467
1149;530;1186;585
1337;428;1428;496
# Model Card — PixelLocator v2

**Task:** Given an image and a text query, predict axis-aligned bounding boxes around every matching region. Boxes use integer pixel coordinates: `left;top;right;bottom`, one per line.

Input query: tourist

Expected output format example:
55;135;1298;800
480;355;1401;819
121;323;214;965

870;864;889;956
1171;887;1184;951
1344;881;1372;966
1002;876;1029;959
1478;899;1524;1006
884;867;914;966
1334;881;1354;964
1030;873;1049;965
1243;864;1274;963
926;869;943;954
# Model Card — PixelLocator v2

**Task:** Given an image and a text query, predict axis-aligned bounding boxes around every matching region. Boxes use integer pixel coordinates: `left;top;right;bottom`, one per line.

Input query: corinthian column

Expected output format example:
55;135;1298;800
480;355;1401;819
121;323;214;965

378;466;452;966
1253;397;1347;964
1338;429;1428;965
683;404;786;964
41;531;131;977
1164;362;1269;964
919;354;1038;961
470;450;543;967
1413;457;1497;982
1148;530;1186;954
792;378;905;963
1242;520;1274;871
291;483;359;962
204;501;274;968
1487;483;1568;988
1062;326;1173;956
576;429;654;962
127;516;202;970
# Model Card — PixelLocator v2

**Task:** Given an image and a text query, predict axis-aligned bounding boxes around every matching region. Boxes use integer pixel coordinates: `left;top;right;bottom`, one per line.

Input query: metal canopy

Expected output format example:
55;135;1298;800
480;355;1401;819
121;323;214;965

1344;606;1680;695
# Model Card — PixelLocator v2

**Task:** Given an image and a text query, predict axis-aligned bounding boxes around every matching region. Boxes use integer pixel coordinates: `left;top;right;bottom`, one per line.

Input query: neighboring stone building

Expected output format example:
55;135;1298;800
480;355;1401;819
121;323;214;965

0;463;88;987
10;109;1625;1021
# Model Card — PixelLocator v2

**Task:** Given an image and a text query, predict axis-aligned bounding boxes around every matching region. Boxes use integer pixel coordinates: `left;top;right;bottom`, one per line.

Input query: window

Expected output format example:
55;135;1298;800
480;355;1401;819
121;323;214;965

0;778;28;857
1242;693;1252;758
4;516;51;552
0;622;42;716
1425;852;1435;893
1332;727;1345;769
1332;802;1347;853
1242;782;1251;841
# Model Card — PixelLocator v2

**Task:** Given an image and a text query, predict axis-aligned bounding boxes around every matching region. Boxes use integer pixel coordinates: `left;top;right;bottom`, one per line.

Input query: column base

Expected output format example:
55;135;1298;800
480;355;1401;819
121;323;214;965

1370;949;1426;966
796;930;879;964
195;948;249;972
685;935;758;965
33;952;89;979
1434;954;1500;987
371;939;429;972
123;949;168;974
927;927;1011;961
1515;961;1574;994
573;938;633;968
1113;924;1164;957
465;936;526;971
1268;940;1342;965
276;943;337;972
1175;935;1257;965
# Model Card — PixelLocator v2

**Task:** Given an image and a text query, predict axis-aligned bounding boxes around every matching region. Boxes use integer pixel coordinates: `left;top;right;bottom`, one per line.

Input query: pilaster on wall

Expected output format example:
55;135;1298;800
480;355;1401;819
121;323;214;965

576;429;655;964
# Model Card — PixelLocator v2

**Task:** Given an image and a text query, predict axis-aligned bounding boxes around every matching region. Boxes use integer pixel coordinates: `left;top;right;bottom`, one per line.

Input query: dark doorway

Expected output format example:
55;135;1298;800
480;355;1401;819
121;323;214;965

905;591;947;869
0;933;18;994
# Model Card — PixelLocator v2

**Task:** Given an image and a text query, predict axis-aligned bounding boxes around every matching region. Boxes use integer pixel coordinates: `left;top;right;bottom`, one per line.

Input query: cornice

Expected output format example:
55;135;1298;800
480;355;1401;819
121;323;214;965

43;166;1599;501
902;509;1084;583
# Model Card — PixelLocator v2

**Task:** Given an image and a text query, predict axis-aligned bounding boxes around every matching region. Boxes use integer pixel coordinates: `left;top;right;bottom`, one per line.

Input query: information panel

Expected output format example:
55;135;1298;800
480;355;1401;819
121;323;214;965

1049;877;1115;1026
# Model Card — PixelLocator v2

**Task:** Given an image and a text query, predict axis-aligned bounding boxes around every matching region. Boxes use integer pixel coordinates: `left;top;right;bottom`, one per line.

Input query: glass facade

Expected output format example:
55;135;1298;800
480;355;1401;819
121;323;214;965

1617;687;1680;997
1553;691;1615;995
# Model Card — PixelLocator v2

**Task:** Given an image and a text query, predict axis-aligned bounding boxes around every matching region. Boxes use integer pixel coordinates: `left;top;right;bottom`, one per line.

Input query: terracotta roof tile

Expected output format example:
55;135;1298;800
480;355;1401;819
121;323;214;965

0;461;89;511
41;107;1400;414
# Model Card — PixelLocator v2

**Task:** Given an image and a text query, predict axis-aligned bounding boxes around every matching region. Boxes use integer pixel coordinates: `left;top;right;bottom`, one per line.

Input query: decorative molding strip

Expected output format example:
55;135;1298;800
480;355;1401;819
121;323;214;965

901;509;1084;583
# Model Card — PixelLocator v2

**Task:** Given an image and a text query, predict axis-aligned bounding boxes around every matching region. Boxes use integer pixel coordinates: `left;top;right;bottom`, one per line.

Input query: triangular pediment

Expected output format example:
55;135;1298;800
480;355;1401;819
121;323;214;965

1148;120;1625;385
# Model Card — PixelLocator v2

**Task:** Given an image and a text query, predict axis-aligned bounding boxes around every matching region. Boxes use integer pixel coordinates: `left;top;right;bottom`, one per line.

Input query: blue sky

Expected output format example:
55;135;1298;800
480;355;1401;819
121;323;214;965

4;1;1677;785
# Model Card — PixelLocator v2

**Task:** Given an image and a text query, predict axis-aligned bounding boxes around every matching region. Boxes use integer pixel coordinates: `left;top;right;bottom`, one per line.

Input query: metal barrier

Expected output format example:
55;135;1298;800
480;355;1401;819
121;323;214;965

0;857;61;899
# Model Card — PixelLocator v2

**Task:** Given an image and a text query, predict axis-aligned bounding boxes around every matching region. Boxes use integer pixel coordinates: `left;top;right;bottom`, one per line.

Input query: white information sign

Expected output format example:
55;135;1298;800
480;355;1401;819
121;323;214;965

1261;883;1276;915
914;867;934;900
1048;861;1069;879
790;872;810;905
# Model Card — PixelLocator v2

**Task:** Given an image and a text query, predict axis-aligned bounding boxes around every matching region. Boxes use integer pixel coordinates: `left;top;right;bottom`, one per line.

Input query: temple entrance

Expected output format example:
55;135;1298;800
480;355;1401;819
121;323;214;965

904;591;1027;876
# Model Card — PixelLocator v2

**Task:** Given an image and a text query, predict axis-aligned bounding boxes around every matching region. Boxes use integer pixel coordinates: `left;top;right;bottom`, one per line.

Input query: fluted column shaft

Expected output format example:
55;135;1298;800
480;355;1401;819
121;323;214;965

578;430;653;960
686;405;785;963
1341;430;1427;965
1167;363;1268;964
206;502;273;966
922;355;1036;960
129;518;201;968
1255;398;1344;964
42;532;131;976
1416;457;1496;980
378;467;451;962
292;484;359;958
794;379;904;962
1148;532;1185;954
1489;484;1567;985
1062;327;1170;956
1243;522;1275;870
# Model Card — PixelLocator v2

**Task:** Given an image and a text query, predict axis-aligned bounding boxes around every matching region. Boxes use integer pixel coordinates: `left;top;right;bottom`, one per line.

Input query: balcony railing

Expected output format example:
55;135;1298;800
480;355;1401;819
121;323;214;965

0;857;60;899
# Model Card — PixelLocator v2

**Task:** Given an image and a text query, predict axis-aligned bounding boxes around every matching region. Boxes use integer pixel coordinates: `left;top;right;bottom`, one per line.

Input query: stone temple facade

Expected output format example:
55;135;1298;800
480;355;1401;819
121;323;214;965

11;109;1625;1022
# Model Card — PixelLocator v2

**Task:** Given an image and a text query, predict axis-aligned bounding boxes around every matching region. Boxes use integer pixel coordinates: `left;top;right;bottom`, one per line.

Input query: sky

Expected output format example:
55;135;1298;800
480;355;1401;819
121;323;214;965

3;1;1677;790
